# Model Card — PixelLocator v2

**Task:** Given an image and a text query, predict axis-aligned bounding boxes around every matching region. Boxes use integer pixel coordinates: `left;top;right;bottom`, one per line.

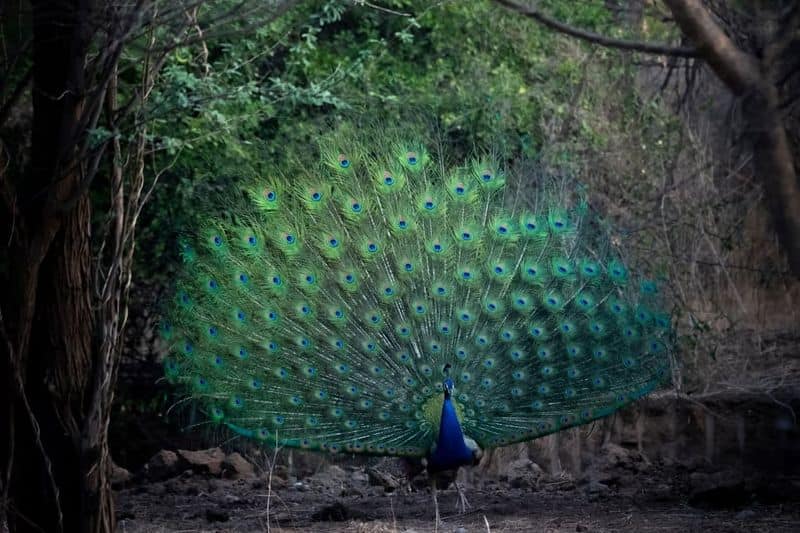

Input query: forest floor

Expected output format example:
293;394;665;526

114;444;800;532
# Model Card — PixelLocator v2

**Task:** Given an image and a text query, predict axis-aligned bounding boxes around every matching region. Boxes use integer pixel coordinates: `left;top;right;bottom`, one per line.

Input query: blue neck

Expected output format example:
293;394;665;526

428;391;474;472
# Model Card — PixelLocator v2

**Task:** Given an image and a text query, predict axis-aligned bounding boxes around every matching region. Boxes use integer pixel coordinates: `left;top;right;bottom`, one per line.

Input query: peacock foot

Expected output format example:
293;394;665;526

454;481;471;513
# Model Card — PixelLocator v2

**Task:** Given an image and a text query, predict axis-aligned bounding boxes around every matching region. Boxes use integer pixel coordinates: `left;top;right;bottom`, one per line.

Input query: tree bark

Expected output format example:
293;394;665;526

662;0;800;277
1;1;114;531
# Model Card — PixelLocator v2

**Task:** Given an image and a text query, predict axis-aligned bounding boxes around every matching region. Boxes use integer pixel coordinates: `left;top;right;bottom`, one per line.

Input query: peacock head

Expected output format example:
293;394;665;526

442;363;454;398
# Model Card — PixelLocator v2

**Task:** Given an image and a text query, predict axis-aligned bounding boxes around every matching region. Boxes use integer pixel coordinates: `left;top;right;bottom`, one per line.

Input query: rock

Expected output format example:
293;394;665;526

271;464;289;480
110;462;132;488
735;509;756;520
503;458;544;489
351;469;369;484
598;442;647;471
367;467;401;492
142;450;182;481
269;475;289;489
580;443;647;489
587;481;610;501
327;465;347;479
223;494;241;504
205;507;229;523
178;448;226;476
588;481;610;494
222;452;255;479
309;464;348;491
340;486;364;497
163;479;180;494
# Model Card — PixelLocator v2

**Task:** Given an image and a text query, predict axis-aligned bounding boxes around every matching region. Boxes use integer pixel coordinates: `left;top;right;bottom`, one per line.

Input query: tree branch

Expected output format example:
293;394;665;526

662;0;800;277
492;0;698;58
662;0;760;94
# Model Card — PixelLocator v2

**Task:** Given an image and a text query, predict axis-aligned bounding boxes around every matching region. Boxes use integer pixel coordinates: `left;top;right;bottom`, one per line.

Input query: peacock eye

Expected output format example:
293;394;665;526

312;192;321;201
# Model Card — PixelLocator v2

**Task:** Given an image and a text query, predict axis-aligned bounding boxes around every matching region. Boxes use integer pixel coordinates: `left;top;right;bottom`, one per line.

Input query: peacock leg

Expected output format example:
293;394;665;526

454;480;471;513
431;476;440;531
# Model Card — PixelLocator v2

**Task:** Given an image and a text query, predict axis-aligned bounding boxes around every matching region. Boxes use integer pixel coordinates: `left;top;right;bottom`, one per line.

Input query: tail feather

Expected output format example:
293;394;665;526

162;128;672;456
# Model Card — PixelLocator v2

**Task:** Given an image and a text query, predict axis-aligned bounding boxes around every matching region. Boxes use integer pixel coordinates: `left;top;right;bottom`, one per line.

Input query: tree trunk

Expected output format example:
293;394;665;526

663;0;800;277
1;1;114;531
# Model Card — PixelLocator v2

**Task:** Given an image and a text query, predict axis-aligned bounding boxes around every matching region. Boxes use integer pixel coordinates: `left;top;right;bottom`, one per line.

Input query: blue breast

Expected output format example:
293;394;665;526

428;394;475;472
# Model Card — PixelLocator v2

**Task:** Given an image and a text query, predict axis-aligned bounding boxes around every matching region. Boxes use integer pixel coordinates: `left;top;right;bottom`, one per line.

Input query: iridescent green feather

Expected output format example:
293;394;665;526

162;129;673;458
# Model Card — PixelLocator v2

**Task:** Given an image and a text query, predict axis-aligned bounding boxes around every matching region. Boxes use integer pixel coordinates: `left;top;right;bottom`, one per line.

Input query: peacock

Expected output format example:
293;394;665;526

161;127;673;525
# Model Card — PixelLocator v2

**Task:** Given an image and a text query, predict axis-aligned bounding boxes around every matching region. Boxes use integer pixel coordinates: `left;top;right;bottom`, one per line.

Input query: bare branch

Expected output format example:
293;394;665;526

662;0;760;94
493;0;698;58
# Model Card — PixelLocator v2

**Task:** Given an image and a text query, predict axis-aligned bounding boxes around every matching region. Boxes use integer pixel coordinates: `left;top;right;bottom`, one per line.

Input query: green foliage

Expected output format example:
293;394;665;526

136;0;681;297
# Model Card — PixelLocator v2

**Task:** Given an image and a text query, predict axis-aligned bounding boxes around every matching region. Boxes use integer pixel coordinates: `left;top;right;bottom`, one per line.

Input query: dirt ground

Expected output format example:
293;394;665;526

115;450;800;533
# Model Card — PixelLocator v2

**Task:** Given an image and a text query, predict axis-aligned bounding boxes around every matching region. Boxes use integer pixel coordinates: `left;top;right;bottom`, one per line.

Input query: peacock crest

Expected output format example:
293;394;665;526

161;129;672;457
